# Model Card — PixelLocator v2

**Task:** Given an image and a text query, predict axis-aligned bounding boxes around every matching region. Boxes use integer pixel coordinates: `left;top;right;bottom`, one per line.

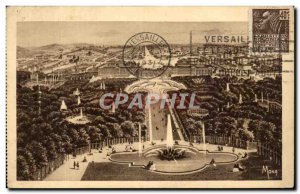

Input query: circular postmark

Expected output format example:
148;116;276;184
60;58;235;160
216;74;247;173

122;32;171;79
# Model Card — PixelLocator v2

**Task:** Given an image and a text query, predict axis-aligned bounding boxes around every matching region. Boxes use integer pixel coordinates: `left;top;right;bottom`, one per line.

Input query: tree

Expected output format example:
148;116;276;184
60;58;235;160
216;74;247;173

121;121;137;137
99;124;111;139
211;116;237;136
86;126;101;142
248;120;260;132
17;112;31;125
68;128;80;145
94;116;105;124
185;118;198;136
50;133;64;154
133;115;145;123
237;119;244;130
38;122;53;135
17;155;29;180
248;120;276;143
17;131;27;147
45;139;58;160
238;129;254;141
77;128;90;146
28;141;48;168
46;111;62;121
259;121;276;142
63;140;73;154
260;128;275;142
108;123;123;137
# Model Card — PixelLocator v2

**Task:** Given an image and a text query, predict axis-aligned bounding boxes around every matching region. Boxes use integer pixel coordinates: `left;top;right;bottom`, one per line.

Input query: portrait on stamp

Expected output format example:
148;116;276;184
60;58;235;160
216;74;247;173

252;9;290;52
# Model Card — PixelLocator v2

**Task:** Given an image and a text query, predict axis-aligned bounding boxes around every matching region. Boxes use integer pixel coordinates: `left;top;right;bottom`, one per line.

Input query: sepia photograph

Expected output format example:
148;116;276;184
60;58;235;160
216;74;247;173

6;6;295;189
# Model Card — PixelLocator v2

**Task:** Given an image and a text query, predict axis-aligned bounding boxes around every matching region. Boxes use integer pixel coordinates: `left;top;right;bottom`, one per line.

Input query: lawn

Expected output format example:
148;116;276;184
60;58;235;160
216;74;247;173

81;153;281;181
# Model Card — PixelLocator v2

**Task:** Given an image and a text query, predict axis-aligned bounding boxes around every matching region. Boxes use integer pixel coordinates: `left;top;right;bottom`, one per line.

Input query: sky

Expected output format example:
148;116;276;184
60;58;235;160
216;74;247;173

17;21;248;47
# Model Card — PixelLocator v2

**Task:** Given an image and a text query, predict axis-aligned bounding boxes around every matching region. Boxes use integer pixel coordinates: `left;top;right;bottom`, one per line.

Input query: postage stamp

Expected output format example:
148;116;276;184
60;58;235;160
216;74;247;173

252;9;290;52
6;6;294;189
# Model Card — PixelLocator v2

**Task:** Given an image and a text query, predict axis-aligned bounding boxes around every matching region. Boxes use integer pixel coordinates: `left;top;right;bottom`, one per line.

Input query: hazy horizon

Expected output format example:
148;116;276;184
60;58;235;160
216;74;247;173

18;42;208;49
17;21;248;47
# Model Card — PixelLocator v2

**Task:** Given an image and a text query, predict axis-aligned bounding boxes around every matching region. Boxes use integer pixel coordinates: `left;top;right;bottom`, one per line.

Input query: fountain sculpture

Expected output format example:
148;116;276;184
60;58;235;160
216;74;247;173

159;114;186;160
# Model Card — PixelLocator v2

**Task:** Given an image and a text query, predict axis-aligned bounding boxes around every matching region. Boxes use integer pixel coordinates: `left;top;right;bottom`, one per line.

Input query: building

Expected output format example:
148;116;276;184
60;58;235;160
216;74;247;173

67;71;98;80
187;108;209;118
97;63;131;78
192;64;213;76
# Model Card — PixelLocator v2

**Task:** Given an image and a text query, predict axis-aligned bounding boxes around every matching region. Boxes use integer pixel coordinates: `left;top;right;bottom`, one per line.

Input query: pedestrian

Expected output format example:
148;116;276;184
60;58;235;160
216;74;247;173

77;162;79;170
150;162;156;171
145;161;152;170
232;146;235;153
233;164;239;172
210;158;216;167
73;161;76;169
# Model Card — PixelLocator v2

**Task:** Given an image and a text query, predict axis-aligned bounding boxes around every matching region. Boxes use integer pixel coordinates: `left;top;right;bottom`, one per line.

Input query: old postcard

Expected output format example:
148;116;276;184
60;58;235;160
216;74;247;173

6;6;295;188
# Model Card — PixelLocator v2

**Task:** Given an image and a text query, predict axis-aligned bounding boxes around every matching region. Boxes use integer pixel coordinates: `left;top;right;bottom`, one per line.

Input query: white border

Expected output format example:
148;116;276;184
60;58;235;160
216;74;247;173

1;0;299;193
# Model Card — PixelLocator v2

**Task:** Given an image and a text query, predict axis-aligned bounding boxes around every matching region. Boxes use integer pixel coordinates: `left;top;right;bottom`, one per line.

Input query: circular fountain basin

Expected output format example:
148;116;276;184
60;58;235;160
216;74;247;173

66;115;91;124
110;145;239;174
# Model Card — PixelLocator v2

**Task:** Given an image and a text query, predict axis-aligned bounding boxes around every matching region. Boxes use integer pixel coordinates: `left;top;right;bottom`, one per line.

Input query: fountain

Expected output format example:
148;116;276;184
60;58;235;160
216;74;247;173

239;94;243;104
77;96;81;105
138;123;142;156
74;88;80;96
80;108;83;118
166;114;173;149
66;107;90;124
267;94;270;112
60;100;67;111
202;122;206;152
158;114;186;160
111;101;115;113
109;79;240;174
147;94;153;143
109;101;238;173
226;83;230;92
